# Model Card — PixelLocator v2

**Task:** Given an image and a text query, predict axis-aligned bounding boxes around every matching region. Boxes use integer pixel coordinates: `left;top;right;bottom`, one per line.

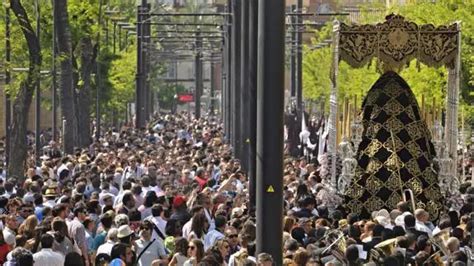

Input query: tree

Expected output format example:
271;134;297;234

108;45;136;121
74;37;95;147
7;0;41;179
158;84;186;111
55;0;76;154
69;0;101;148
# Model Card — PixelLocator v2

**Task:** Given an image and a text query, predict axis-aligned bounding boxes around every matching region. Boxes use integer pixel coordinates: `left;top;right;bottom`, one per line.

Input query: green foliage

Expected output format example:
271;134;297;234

158;84;186;110
69;0;100;42
106;45;136;115
303;0;474;126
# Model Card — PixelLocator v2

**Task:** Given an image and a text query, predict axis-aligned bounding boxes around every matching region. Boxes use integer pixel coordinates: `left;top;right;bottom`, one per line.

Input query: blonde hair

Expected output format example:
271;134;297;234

18;215;38;239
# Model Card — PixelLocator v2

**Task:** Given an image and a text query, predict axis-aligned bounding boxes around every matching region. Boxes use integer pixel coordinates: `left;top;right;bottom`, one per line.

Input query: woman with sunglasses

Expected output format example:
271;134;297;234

207;239;230;265
183;239;204;266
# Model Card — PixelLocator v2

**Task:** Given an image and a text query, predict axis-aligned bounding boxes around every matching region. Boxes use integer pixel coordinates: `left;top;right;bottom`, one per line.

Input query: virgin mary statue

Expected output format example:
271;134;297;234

345;71;443;220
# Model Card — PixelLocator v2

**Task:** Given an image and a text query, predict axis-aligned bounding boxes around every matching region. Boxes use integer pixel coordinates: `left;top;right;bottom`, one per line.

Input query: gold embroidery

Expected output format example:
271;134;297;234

366;140;383;157
366;175;383;194
386;174;403;192
386;153;404;171
387;192;403;209
406;159;422;176
365;196;385;212
406;141;422;158
407;177;423;195
367;160;383;174
384;117;404;134
407;123;423;140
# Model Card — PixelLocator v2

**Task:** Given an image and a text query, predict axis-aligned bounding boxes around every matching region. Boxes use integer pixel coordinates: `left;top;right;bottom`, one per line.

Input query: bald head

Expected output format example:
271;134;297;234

414;209;429;222
447;237;460;253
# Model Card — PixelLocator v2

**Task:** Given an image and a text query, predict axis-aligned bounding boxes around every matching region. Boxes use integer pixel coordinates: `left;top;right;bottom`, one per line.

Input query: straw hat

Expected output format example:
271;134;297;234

117;225;134;239
78;154;90;164
45;183;59;198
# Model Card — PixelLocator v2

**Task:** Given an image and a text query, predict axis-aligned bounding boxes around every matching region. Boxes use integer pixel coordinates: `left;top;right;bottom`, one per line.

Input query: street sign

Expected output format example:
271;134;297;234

177;93;194;103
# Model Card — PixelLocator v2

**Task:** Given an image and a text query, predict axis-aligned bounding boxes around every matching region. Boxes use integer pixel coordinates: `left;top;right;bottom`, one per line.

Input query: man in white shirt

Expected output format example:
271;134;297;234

33;234;64;266
99;182;116;206
135;221;168;266
97;228;118;256
147;204;167;240
414;209;432;236
204;215;226;251
3;215;17;249
67;205;90;266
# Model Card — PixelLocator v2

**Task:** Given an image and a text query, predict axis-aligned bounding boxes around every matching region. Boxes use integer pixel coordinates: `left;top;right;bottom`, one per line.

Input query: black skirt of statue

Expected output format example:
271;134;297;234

345;71;443;220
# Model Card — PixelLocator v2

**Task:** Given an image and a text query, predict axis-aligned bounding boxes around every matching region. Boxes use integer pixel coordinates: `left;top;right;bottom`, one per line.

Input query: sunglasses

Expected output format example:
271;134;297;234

227;234;238;238
188;245;195;250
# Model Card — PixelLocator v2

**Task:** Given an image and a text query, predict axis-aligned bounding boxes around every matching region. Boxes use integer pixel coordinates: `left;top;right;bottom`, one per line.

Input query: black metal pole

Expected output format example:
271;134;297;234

256;0;285;263
231;0;241;158
96;0;103;140
194;29;202;119
248;0;258;209
35;0;41;166
105;15;109;45
4;6;11;171
220;50;225;118
296;0;303;116
290;4;296;99
225;1;232;141
135;1;145;128
221;36;226;122
111;21;117;129
118;26;122;51
240;0;249;170
125;31;129;48
113;21;117;54
52;0;58;142
144;3;151;123
209;52;216;115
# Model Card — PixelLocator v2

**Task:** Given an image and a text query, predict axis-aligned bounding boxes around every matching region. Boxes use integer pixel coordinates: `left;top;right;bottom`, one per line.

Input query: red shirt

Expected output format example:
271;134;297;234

0;243;10;265
194;176;208;189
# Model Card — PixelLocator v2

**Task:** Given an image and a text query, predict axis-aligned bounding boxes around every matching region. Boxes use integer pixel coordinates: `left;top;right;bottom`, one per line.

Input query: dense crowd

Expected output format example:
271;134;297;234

0;113;472;266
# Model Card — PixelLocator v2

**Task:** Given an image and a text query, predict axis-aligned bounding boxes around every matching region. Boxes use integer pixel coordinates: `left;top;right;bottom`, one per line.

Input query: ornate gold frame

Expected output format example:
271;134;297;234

327;14;461;185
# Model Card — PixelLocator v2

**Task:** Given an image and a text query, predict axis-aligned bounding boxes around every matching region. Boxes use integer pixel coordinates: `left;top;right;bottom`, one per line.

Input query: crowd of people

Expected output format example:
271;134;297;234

0;113;471;266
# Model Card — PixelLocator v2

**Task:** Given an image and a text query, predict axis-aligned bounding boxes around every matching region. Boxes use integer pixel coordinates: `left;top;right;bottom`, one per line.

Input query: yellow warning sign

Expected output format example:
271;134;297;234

266;185;275;193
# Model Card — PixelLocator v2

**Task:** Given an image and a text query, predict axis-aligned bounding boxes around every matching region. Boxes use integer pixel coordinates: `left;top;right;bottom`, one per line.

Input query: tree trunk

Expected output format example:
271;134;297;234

8;0;41;179
55;0;76;154
74;37;95;148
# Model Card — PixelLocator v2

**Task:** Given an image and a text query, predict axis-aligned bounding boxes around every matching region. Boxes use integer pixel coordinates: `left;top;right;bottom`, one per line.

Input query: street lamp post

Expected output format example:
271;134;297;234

194;28;202;119
296;0;303;117
248;0;258;210
135;0;147;128
240;0;249;171
110;17;127;54
96;0;104;141
225;0;232;141
231;0;242;159
290;4;296;99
